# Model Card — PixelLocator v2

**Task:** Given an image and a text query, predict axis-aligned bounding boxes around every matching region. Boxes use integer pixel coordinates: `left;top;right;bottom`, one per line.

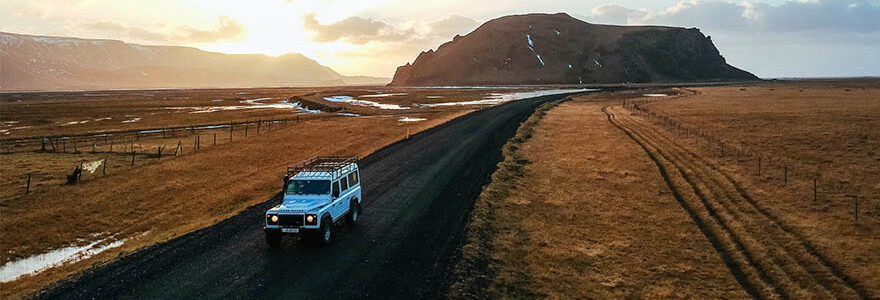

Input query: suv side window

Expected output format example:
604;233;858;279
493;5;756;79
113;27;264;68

341;176;349;191
349;170;359;186
332;181;340;198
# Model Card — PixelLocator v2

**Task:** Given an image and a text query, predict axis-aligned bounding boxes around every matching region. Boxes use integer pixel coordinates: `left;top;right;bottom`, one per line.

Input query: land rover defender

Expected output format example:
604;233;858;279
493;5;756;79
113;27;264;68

264;156;362;247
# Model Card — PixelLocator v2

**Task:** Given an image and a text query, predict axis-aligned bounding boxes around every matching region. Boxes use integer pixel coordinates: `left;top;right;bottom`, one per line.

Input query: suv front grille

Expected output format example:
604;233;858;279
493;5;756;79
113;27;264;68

278;214;304;227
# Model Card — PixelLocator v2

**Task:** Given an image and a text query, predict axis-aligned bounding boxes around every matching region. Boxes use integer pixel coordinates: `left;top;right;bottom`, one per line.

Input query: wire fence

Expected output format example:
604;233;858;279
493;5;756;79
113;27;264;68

620;97;878;224
5;116;309;200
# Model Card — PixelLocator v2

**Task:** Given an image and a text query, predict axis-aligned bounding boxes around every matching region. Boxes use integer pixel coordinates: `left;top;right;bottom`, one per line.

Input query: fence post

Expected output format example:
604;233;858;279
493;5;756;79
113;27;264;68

158;146;162;159
813;178;818;203
26;174;31;195
257;119;261;135
229;122;234;142
758;156;762;176
720;142;724;157
41;138;46;151
131;151;136;166
110;140;113;153
245;121;249;137
852;195;859;223
103;158;107;175
784;165;788;186
214;133;217;146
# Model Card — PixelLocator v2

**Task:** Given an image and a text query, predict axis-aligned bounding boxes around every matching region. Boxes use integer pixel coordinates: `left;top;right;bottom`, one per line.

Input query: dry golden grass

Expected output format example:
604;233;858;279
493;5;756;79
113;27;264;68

621;79;880;297
452;96;747;298
2;86;520;199
0;108;468;299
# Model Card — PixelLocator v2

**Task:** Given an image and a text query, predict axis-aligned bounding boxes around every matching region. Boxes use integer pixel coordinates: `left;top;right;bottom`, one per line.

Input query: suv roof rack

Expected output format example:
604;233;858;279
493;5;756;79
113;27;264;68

287;155;358;177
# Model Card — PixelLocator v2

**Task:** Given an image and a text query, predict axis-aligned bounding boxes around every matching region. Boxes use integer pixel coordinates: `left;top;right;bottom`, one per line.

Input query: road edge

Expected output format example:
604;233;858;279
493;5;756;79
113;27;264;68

445;97;571;299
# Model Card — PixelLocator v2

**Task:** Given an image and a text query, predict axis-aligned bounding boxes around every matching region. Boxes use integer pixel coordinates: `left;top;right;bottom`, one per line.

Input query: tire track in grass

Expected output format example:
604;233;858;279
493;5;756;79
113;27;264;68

602;106;774;299
611;106;871;299
610;107;826;298
605;105;871;299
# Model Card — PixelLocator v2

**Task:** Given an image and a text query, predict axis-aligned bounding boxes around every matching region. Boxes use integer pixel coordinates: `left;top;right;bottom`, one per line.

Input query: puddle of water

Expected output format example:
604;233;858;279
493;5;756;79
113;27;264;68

291;101;321;114
421;88;597;107
399;117;427;122
359;93;407;98
642;93;668;97
337;113;361;117
166;98;317;114
0;237;127;283
410;86;522;89
323;96;353;103
121;118;141;123
322;96;410;110
62;120;90;126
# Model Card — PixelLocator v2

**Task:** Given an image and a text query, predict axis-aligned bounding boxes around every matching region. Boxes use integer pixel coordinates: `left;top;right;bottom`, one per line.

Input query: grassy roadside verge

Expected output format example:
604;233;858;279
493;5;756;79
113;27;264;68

448;97;569;299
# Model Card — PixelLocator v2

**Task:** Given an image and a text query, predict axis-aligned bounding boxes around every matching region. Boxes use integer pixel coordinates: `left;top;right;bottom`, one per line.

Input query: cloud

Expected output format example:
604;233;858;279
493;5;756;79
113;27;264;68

425;15;480;40
303;14;409;44
12;4;49;18
590;4;636;25
183;16;247;43
81;16;247;44
588;0;880;34
302;13;479;45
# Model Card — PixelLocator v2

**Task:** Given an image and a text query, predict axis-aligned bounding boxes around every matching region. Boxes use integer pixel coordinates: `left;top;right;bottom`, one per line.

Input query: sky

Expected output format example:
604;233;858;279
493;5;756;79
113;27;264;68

1;0;878;78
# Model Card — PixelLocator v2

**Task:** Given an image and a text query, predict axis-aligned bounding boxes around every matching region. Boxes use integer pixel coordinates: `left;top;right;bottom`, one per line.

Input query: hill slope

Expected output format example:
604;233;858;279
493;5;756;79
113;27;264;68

0;32;388;91
389;13;758;86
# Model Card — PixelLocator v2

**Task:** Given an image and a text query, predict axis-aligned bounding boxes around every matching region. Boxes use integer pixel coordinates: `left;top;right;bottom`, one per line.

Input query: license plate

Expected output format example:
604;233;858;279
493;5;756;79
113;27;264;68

281;228;300;233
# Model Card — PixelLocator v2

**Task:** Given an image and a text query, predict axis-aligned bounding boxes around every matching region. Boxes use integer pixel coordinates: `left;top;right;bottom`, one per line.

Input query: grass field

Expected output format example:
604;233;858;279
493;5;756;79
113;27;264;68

0;86;575;200
452;95;747;298
454;80;879;299
0;86;506;298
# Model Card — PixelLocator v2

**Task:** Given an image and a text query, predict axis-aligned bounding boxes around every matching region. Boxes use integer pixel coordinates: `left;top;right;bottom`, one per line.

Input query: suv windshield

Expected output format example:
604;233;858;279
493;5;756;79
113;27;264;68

286;180;330;195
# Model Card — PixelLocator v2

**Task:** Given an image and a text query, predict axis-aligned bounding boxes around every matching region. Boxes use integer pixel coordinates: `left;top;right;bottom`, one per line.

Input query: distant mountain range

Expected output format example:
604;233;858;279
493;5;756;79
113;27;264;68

0;32;389;91
389;13;758;86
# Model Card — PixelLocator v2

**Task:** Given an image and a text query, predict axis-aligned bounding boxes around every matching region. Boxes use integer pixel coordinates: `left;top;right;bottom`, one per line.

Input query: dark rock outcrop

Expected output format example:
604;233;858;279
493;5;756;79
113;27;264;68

389;13;757;86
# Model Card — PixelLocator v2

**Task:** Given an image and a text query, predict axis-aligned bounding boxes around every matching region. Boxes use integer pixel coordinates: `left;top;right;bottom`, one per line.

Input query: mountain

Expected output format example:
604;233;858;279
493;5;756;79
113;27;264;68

389;13;758;86
0;32;388;91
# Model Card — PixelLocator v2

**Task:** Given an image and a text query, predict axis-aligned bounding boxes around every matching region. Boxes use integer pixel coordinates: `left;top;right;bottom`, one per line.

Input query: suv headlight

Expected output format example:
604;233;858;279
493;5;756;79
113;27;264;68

305;214;318;225
267;214;279;225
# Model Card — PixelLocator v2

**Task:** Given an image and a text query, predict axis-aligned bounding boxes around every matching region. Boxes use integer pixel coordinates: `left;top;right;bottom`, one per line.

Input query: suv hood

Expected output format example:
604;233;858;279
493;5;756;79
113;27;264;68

279;195;329;213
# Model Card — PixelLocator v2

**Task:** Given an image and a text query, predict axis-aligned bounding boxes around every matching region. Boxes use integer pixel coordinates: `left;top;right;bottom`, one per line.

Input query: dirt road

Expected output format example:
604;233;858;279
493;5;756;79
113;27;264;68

37;93;575;299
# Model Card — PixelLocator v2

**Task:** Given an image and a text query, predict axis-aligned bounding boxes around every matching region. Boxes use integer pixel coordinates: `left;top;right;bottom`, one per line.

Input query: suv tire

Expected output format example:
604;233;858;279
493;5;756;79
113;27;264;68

347;200;361;226
309;216;333;247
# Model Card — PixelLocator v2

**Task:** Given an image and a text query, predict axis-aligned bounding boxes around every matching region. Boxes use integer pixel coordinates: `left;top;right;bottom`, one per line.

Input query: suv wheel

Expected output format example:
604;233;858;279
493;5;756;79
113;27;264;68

265;230;281;248
347;201;361;226
311;216;332;246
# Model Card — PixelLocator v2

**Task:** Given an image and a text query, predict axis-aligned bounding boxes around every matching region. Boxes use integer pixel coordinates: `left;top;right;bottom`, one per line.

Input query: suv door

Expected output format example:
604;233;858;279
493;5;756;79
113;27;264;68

331;180;345;220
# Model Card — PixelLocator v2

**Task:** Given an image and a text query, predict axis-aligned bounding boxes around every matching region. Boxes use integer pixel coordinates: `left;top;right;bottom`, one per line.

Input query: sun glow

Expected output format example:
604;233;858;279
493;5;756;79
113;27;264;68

186;0;391;74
